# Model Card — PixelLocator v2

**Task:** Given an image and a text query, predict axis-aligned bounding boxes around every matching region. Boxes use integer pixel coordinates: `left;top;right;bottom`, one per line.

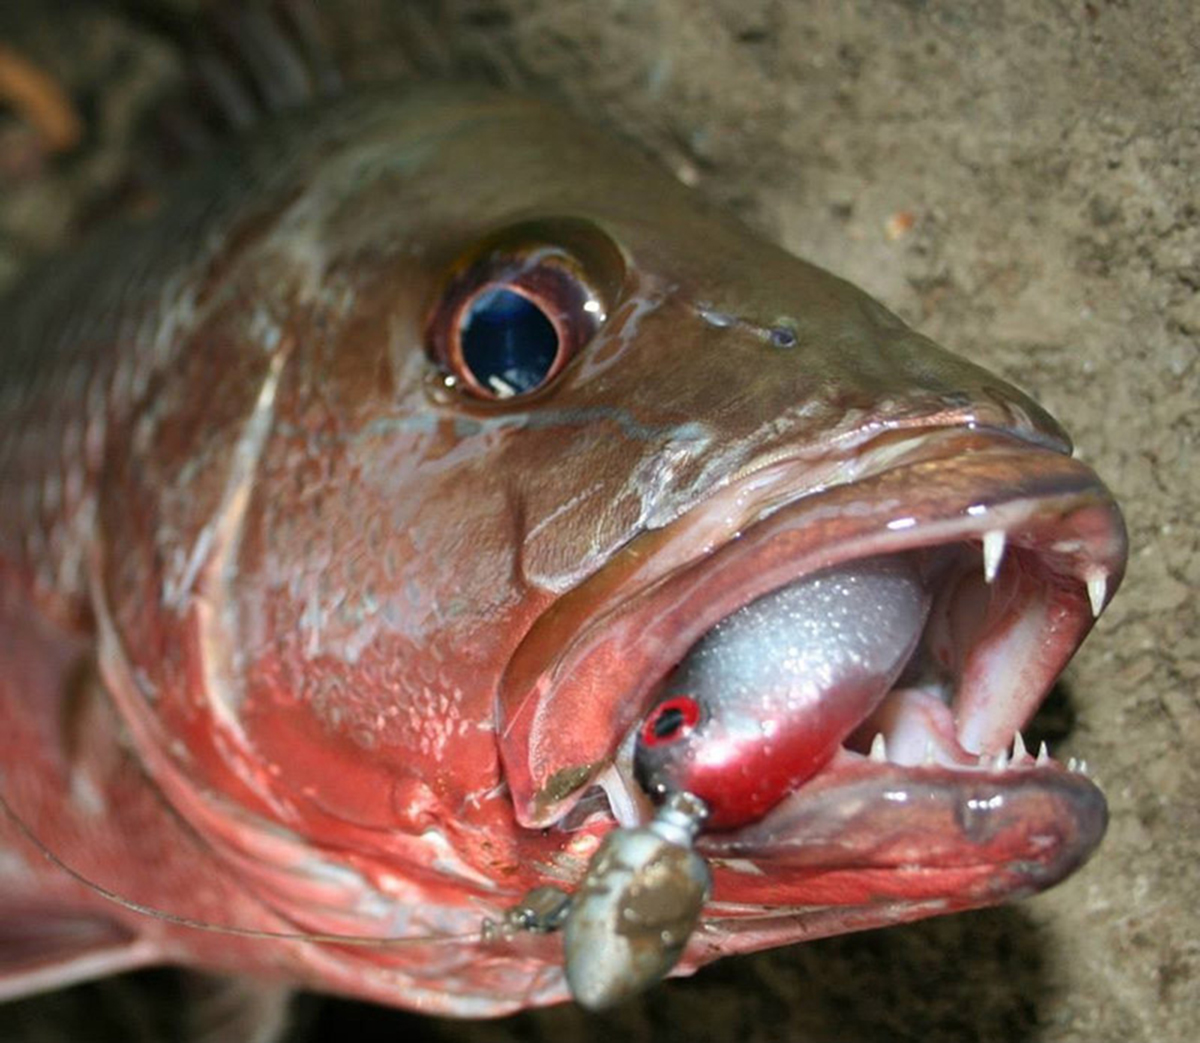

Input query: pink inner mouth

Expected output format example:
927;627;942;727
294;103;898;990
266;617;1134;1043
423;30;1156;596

684;535;1111;885
585;535;1111;883
499;428;1127;884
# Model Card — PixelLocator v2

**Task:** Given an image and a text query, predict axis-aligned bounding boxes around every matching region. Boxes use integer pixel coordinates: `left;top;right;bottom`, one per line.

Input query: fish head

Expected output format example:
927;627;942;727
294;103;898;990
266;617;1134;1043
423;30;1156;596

88;88;1126;998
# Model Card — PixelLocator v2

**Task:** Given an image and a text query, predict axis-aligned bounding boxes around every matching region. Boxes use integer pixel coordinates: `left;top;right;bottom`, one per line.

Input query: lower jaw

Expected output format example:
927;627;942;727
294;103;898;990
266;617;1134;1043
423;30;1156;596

703;751;1106;872
617;755;1108;978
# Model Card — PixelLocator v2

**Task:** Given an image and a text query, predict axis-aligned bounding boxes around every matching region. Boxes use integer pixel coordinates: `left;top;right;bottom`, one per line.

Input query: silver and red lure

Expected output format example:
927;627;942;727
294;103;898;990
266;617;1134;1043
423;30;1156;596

561;554;931;1007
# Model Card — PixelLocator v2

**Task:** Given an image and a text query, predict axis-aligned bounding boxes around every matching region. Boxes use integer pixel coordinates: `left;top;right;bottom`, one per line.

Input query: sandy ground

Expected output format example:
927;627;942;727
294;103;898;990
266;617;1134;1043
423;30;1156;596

0;2;1196;1040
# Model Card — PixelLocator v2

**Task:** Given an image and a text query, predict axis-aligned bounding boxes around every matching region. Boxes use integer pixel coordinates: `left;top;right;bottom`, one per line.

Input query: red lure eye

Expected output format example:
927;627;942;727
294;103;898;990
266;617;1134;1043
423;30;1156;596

639;696;701;748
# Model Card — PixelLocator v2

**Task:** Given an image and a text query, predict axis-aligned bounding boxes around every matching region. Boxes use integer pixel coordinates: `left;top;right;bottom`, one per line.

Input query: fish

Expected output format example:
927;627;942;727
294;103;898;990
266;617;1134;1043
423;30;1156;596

0;24;1127;1025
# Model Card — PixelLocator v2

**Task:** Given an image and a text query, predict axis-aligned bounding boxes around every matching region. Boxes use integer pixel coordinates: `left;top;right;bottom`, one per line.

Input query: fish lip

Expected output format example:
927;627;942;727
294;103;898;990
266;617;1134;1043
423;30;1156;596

681;769;1107;956
676;763;1108;964
700;757;1109;881
498;426;1127;830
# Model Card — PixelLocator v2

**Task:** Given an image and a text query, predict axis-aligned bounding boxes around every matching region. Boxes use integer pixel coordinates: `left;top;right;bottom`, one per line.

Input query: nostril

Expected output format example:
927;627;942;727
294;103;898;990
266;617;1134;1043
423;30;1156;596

768;326;797;349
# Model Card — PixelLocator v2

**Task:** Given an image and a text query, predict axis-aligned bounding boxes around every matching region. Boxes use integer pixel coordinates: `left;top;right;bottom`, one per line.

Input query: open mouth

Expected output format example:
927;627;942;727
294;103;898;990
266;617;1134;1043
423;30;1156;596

499;427;1126;893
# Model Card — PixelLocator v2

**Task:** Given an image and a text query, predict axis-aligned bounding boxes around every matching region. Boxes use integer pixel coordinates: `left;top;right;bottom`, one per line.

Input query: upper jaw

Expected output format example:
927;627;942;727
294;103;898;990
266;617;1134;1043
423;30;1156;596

498;426;1127;831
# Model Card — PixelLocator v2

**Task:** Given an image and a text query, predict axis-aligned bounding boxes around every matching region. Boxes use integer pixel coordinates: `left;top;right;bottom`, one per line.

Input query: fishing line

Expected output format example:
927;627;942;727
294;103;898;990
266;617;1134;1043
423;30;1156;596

0;791;491;949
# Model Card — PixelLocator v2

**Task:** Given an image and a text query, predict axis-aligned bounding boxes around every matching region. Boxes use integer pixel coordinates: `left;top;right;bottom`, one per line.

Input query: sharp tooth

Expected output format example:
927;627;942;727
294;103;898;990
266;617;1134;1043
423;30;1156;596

1078;758;1089;777
869;733;889;764
1087;573;1107;617
1036;741;1050;766
982;530;1006;584
1012;731;1028;761
1067;756;1079;773
923;739;937;766
992;748;1009;771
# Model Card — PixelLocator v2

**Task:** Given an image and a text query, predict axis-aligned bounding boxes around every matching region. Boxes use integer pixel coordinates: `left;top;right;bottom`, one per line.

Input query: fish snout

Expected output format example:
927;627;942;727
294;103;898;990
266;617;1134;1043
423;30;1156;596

868;327;1073;454
658;283;1073;461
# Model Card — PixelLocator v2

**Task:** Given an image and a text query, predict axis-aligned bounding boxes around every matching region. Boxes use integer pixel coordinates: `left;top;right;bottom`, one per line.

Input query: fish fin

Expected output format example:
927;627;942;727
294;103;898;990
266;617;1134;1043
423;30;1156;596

199;0;345;119
130;0;527;151
178;974;296;1043
122;0;346;165
0;908;154;1002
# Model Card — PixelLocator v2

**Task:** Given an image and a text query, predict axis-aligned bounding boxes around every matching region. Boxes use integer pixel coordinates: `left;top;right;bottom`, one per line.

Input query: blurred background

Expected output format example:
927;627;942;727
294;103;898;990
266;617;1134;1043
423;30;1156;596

0;2;1195;1040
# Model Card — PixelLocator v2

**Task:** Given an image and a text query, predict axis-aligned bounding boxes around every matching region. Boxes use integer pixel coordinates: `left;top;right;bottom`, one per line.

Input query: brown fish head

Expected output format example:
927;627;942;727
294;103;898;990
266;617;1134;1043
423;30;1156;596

88;87;1125;998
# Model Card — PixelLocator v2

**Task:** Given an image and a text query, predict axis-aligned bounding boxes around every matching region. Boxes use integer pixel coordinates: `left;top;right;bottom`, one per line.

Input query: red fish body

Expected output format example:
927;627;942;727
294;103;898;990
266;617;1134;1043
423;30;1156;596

0;84;1126;1016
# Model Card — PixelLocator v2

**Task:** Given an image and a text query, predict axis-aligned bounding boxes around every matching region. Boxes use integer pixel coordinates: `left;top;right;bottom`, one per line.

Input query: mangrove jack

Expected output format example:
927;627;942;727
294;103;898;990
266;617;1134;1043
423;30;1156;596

0;54;1125;1024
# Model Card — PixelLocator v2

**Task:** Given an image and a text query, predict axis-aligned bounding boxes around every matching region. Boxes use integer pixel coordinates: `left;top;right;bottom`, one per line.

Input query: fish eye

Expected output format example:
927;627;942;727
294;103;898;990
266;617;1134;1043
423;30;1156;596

425;219;624;402
640;695;701;748
455;285;566;399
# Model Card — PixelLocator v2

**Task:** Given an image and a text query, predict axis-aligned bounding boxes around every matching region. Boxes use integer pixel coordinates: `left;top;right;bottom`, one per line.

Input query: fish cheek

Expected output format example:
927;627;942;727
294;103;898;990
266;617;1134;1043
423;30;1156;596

518;466;647;593
91;271;512;840
217;396;546;837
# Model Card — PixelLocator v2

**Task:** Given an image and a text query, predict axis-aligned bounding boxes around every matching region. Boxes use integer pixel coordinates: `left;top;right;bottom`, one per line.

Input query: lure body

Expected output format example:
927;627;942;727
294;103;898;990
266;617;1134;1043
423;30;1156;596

634;554;931;828
0;83;1126;1015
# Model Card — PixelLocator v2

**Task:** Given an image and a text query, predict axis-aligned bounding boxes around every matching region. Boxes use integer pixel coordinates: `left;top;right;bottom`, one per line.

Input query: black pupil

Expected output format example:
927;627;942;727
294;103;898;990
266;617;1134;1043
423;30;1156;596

460;287;560;396
652;706;686;740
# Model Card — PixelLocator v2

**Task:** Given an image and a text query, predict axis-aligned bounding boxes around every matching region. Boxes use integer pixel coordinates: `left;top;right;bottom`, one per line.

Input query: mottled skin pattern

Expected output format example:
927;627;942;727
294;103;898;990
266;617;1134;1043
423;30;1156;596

0;85;1124;1014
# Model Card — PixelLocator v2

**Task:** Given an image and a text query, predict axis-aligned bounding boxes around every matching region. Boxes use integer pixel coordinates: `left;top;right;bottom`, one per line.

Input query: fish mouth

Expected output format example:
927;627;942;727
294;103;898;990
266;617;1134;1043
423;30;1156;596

498;426;1126;915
